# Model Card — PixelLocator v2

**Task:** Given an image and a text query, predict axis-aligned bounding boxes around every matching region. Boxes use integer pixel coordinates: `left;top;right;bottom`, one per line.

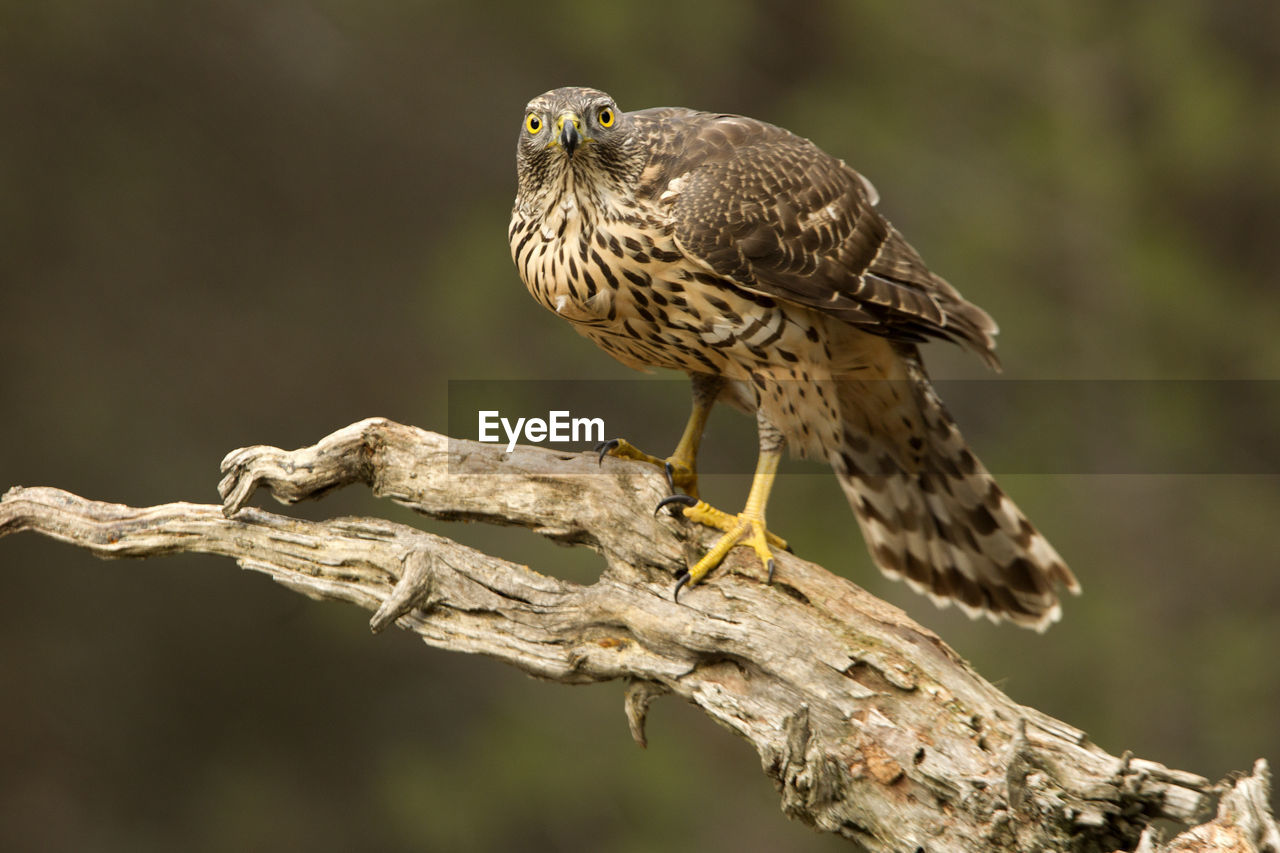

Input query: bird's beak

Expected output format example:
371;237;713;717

556;113;582;157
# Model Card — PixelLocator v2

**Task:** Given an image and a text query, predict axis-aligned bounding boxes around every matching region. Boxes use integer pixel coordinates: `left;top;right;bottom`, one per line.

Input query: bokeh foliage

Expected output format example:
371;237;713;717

2;1;1277;850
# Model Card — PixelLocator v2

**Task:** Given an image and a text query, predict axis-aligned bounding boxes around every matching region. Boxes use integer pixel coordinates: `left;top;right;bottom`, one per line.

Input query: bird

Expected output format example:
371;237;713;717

508;86;1080;630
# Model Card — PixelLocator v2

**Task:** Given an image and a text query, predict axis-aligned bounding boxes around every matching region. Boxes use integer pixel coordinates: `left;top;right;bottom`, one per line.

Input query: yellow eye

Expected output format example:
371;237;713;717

525;113;542;134
598;107;615;128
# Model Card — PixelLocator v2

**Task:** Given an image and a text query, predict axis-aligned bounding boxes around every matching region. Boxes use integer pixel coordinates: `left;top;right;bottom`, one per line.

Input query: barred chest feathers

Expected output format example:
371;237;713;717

509;189;619;326
510;159;831;382
509;177;702;368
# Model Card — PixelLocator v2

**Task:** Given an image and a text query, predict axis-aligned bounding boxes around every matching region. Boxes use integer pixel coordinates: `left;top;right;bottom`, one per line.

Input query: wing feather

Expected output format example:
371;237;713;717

628;108;999;365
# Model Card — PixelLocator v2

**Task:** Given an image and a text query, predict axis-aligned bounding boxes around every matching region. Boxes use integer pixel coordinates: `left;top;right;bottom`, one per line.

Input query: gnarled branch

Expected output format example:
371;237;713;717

2;417;1274;852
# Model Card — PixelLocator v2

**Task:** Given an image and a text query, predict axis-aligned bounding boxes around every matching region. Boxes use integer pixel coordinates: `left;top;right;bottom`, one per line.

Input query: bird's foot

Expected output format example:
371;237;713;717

596;438;698;496
655;495;788;599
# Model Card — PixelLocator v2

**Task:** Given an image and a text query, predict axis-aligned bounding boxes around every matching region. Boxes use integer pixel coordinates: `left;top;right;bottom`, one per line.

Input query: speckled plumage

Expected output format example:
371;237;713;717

509;86;1079;629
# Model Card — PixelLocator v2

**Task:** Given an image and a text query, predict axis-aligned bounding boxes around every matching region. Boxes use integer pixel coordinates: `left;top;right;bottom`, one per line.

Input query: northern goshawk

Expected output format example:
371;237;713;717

508;86;1079;630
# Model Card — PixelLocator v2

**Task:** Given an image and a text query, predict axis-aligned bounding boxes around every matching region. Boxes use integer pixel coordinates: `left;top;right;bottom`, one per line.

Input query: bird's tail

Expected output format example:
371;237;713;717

827;364;1080;631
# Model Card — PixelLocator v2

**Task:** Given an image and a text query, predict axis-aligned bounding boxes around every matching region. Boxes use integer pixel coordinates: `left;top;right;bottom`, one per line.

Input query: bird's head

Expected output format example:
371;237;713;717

515;87;638;213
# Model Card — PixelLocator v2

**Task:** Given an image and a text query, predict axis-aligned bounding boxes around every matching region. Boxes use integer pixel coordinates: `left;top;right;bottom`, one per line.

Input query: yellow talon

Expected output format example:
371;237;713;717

599;438;698;495
671;441;787;598
597;379;790;598
598;437;663;468
598;379;718;498
681;500;788;550
676;502;784;595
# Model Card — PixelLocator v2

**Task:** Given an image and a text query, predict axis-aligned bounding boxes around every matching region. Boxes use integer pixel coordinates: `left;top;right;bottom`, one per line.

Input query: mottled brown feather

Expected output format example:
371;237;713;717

626;108;1000;366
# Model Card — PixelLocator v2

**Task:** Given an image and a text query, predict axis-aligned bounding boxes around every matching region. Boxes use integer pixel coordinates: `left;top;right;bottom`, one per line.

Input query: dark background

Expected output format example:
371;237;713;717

3;2;1277;850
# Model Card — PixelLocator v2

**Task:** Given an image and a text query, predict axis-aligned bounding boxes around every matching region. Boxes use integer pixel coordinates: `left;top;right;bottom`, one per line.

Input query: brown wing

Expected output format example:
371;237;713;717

630;108;999;365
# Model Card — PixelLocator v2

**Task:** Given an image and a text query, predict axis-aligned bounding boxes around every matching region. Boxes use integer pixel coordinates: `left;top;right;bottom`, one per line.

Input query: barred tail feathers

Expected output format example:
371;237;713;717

829;371;1080;631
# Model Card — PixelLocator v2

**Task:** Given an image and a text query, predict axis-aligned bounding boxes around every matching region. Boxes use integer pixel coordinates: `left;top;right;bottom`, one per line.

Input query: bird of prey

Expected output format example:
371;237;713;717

508;86;1079;630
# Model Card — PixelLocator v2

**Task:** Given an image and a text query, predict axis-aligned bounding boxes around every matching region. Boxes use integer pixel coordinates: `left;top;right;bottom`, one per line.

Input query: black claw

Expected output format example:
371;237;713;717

654;493;698;517
663;462;676;493
783;543;794;554
673;571;690;602
595;438;621;465
766;559;776;584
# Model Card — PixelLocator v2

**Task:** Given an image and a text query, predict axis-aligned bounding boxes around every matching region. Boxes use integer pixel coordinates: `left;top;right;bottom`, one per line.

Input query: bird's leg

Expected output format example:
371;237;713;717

597;373;722;497
658;375;719;496
660;412;789;599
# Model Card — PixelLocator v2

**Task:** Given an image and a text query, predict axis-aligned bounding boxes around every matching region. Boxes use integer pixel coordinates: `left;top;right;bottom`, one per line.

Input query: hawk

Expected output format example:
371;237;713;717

508;86;1080;630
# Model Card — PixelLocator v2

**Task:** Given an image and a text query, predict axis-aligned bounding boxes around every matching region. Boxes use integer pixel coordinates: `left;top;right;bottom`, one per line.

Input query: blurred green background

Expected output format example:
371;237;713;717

2;2;1277;850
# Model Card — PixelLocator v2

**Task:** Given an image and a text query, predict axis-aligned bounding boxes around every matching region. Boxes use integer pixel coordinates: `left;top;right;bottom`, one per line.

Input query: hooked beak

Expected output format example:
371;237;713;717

556;113;582;157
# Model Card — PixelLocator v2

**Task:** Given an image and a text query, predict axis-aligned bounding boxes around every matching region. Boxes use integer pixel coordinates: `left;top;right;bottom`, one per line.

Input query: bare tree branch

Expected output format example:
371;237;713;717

2;417;1274;852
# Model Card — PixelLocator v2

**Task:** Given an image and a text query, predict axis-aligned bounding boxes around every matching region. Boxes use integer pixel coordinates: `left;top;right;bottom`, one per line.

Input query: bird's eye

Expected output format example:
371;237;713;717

598;107;615;128
525;113;542;134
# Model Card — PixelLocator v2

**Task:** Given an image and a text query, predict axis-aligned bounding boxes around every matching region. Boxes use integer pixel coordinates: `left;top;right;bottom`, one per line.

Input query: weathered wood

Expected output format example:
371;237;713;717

2;417;1274;852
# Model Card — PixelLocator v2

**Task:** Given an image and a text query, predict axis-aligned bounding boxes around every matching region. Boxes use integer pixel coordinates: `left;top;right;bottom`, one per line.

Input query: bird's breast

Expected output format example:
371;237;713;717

510;206;834;380
510;208;618;326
